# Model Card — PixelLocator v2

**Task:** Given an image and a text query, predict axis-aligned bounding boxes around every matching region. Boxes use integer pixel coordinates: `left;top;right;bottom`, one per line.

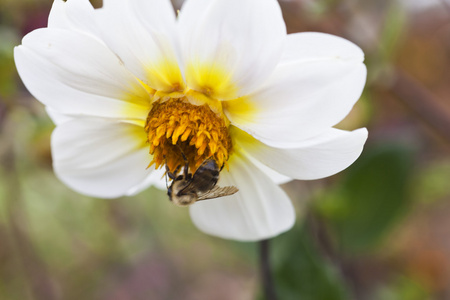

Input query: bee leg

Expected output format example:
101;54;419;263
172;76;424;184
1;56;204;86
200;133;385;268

163;156;171;190
180;150;188;163
175;143;189;165
165;164;173;179
178;151;191;179
164;165;169;189
165;164;178;192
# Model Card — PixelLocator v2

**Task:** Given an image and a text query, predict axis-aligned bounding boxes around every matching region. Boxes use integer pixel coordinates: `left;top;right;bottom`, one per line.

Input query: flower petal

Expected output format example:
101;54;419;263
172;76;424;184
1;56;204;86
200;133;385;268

234;126;368;180
178;0;286;100
280;32;365;64
243;152;292;185
45;107;73;125
14;28;150;120
225;34;366;146
94;0;184;91
126;166;167;196
48;0;100;38
189;151;295;241
52;118;153;198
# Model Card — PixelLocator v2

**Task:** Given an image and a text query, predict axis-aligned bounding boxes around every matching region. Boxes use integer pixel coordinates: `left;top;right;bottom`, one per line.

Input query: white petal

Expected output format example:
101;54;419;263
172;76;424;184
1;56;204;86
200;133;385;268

94;0;184;91
52;118;152;198
189;151;295;241
48;0;100;38
148;167;169;190
45;107;73;125
15;28;150;120
243;153;292;185
48;0;72;29
225;51;366;146
178;0;286;100
126;166;167;196
280;32;365;64
234;126;368;180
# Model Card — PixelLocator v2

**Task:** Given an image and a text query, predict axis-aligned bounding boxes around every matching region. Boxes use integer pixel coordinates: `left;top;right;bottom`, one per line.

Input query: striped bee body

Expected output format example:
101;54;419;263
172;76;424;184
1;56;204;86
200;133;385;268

167;159;238;207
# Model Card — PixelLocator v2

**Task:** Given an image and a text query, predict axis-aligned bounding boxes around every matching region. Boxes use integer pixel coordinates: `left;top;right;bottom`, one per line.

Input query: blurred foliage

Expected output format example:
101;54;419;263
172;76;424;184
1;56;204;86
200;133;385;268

271;223;351;300
1;0;450;299
374;276;430;300
379;3;407;62
412;160;450;204
316;144;415;253
368;2;407;83
0;26;19;97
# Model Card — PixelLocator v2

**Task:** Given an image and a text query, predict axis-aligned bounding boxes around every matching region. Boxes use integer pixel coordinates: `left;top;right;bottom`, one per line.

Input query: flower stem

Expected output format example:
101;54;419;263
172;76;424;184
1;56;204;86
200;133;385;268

259;239;278;300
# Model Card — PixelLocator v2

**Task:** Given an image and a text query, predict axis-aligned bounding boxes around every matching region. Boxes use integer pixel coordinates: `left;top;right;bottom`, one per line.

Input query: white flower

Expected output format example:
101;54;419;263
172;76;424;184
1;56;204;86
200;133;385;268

14;0;367;241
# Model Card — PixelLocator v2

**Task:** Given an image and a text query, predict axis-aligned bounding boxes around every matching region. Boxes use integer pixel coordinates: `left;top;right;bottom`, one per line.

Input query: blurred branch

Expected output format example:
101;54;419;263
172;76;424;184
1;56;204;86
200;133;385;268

260;239;278;300
390;69;450;143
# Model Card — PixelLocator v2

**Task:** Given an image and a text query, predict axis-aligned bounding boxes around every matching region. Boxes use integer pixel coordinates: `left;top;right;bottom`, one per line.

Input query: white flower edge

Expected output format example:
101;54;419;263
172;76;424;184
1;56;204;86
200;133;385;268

233;126;369;180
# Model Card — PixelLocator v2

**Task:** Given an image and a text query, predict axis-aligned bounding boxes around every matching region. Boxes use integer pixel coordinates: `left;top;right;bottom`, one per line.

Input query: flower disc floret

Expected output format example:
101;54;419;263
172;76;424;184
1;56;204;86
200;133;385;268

145;98;232;173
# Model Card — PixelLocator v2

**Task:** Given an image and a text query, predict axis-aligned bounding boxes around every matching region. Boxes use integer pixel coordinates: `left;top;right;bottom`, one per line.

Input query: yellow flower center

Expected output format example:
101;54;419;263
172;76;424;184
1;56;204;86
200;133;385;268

145;97;232;173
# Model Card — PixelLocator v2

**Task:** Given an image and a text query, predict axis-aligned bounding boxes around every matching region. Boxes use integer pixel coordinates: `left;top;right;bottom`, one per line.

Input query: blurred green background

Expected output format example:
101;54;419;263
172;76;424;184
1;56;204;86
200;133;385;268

1;0;450;299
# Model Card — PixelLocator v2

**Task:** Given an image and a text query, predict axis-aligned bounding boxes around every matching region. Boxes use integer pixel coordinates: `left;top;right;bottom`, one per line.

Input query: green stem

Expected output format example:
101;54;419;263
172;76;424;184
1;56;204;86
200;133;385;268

260;239;278;300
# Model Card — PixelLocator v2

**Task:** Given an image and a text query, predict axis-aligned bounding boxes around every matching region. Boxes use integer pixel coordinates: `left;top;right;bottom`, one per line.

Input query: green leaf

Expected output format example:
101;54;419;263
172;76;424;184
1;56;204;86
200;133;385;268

267;223;351;300
317;144;415;253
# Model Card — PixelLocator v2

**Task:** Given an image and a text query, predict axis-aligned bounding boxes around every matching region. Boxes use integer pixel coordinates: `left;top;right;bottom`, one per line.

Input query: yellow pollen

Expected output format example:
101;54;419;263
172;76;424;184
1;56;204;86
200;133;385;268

145;98;232;173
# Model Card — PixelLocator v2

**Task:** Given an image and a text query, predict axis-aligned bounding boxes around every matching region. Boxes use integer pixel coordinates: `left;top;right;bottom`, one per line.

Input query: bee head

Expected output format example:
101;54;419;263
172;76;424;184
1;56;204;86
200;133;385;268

172;194;198;207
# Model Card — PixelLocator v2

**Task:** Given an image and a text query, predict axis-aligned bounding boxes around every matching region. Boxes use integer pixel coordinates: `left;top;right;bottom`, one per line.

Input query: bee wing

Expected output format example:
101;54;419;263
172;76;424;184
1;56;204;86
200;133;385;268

196;185;239;201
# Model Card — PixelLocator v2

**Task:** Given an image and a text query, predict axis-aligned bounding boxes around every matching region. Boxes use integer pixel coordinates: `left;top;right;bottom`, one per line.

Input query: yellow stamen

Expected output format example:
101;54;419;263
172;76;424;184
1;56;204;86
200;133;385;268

145;98;232;173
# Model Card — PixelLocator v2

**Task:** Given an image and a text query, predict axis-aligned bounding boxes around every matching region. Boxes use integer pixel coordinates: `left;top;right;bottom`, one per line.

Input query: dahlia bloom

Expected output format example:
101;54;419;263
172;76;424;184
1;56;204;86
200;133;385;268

14;0;367;241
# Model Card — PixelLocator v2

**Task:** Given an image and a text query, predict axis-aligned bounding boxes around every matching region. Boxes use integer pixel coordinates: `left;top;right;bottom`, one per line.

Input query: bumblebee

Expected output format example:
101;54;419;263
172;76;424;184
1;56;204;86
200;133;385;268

166;158;238;207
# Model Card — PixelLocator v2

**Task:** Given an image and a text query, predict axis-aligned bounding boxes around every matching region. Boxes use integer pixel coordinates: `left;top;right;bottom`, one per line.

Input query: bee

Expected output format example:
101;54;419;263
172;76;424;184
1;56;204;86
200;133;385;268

166;157;239;207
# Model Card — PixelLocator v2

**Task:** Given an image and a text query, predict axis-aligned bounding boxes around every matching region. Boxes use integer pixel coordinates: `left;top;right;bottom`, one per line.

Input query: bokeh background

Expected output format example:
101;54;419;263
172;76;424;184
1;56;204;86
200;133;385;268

1;0;450;299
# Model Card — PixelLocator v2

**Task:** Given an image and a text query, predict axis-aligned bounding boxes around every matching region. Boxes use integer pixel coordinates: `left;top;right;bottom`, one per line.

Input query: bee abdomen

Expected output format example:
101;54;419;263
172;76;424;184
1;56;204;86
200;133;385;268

191;159;220;193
